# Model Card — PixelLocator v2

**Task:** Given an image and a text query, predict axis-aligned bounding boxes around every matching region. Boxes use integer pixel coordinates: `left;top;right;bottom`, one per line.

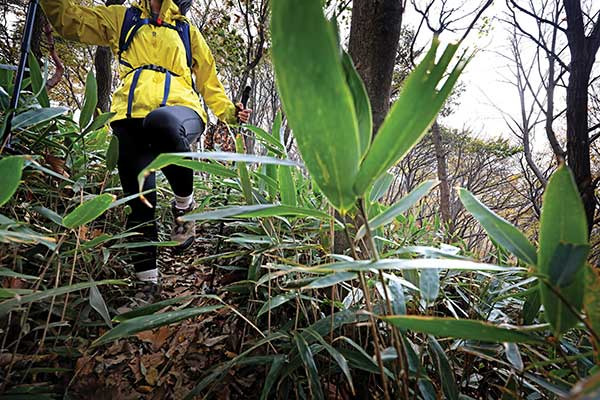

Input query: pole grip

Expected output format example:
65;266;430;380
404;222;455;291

241;85;251;108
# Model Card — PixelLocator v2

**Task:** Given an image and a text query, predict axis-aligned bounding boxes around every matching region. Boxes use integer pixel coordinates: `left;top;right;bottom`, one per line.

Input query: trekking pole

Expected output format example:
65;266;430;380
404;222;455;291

1;0;40;152
205;85;251;293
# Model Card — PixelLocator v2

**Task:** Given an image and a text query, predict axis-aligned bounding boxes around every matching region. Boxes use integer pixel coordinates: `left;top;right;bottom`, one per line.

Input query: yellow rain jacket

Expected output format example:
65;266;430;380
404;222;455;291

40;0;237;124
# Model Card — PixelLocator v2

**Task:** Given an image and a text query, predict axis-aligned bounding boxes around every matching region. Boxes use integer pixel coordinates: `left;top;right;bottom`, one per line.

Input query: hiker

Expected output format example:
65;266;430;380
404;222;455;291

40;0;252;299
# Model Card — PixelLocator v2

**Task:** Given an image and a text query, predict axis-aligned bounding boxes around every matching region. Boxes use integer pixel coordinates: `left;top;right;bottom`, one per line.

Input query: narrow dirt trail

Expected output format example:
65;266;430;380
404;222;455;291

69;229;263;399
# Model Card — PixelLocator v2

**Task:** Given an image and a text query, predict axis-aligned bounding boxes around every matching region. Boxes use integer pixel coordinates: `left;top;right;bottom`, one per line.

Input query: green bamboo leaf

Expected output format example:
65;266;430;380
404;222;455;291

93;305;222;347
0;279;124;317
0;69;14;95
0;288;34;299
389;279;407;316
106;135;119;171
109;241;179;249
244;124;285;153
0;229;57;250
305;328;355;395
90;284;112;328
28;53;49;108
420;268;440;303
272;109;282;140
300;258;515;274
458;188;537;265
0;86;10;110
342;51;371;158
236;135;254;205
113;295;197;322
255;170;279;200
257;293;297;318
109;189;155;210
355;38;469;196
369;172;394;202
278;165;297;206
175;159;237;178
429;337;459;400
522;287;541;325
137;152;298;191
337;337;394;378
538;165;588;336
358;180;436;239
0;268;39;280
260;355;286;400
547;243;589;288
272;0;361;212
418;379;437;400
79;70;98;130
293;332;325;400
62;193;116;229
85;111;116;134
504;342;524;372
0;156;25;207
303;272;357;289
34;205;64;225
12;107;68;131
380;315;544;344
181;204;335;224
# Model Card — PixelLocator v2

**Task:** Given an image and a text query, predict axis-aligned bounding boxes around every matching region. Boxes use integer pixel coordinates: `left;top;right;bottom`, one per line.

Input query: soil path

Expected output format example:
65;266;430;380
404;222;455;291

70;230;262;399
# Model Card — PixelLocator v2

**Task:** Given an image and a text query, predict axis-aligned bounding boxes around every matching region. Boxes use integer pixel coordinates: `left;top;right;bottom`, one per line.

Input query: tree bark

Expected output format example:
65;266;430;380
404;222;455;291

431;120;452;234
563;0;599;233
335;1;403;254
94;0;124;113
348;0;403;135
94;47;113;113
30;8;45;61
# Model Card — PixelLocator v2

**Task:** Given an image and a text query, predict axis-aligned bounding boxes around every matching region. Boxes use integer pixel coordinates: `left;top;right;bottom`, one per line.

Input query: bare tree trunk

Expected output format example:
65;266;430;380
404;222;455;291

566;61;595;230
30;8;45;61
431;120;452;234
94;47;112;113
563;0;599;233
94;0;124;113
348;0;403;135
334;0;403;254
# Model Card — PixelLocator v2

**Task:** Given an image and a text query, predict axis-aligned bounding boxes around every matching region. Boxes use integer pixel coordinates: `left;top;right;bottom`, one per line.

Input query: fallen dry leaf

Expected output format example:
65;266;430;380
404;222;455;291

136;326;172;351
75;355;94;376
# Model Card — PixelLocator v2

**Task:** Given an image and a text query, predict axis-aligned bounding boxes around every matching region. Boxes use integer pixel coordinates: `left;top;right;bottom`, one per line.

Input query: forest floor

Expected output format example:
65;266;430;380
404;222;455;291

68;227;265;400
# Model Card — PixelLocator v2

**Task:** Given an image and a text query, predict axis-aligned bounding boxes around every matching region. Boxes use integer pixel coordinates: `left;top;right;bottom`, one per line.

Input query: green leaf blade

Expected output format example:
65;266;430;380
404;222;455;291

381;315;543;344
93;305;222;347
538;165;589;336
459;188;537;265
354;39;468;196
358;180;436;239
79;70;98;130
272;0;361;212
0;156;25;207
62;193;116;229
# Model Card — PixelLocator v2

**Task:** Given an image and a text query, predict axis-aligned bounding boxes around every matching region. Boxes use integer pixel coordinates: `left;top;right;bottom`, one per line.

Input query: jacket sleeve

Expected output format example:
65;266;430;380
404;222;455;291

190;26;237;124
40;0;125;48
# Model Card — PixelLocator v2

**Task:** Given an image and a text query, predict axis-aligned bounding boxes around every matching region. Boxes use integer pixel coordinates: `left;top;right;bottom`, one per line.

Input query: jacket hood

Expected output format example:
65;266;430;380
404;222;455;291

135;0;185;22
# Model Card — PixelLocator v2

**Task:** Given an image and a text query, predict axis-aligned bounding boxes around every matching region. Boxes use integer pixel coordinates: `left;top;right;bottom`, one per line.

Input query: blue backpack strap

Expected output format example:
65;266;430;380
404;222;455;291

126;68;143;118
118;7;147;68
176;20;193;70
160;71;172;107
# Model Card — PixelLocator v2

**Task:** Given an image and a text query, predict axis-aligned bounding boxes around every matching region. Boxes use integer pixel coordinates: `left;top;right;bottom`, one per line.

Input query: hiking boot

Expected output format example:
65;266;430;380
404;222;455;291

171;201;196;249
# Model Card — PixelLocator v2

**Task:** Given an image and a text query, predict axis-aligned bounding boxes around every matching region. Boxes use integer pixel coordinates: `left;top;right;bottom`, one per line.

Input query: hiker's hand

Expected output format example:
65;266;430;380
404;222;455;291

236;103;252;124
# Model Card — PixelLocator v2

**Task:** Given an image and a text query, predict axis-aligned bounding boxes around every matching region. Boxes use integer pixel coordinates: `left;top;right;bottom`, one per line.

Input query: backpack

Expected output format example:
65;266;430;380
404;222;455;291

117;7;194;118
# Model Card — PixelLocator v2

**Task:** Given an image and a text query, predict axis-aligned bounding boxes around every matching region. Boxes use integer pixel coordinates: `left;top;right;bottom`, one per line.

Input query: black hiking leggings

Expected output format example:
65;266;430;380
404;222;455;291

111;106;205;273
